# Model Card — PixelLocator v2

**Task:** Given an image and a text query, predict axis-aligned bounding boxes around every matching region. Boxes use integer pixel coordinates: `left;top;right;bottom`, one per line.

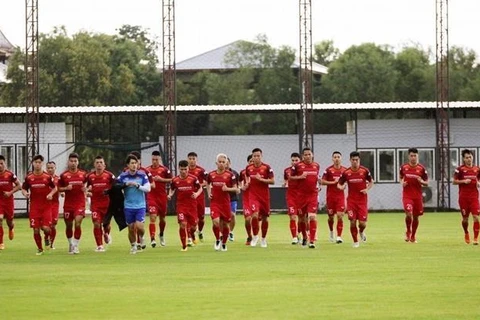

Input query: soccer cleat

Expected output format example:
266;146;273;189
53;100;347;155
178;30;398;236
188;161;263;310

291;237;299;245
180;247;188;252
360;232;367;243
302;239;308;247
473;239;479;246
36;249;44;256
250;235;259;247
151;240;157;248
50;244;56;250
329;231;335;243
187;238;194;247
405;231;411;242
465;233;471;244
221;244;227;252
104;233;112;245
95;246;106;252
68;243;74;254
260;238;268;248
336;236;343;244
198;232;204;242
214;240;221;251
228;232;234;242
160;236;166;247
72;245;80;254
245;237;252;245
44;238;51;249
0;243;4;250
8;228;14;240
308;242;316;249
193;238;199;245
130;245;138;255
409;237;417;243
353;242;360;248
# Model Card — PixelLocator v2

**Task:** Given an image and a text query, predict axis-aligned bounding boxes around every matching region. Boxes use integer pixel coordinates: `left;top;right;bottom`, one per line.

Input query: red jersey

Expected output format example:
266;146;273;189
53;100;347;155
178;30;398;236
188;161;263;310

454;165;480;199
23;172;56;209
239;169;250;205
291;161;320;195
0;170;18;207
51;175;60;203
171;174;201;213
188;165;207;185
59;169;87;211
207;170;236;206
284;166;300;199
147;165;172;204
338;166;372;204
86;170;115;208
322;165;347;200
399;163;428;200
245;162;274;201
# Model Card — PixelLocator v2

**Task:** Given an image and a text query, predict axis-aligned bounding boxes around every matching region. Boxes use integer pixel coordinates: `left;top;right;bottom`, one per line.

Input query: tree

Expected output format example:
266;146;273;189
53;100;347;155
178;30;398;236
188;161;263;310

313;40;340;67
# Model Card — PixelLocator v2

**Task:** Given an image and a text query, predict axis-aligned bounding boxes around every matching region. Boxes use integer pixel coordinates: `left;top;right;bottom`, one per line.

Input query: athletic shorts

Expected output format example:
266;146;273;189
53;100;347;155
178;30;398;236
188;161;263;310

347;202;368;222
177;211;198;227
230;201;238;216
403;198;424;216
298;194;318;215
51;203;60;224
149;200;168;218
196;195;206;220
29;207;52;228
124;208;146;224
459;197;479;217
210;203;232;222
63;208;86;221
249;197;270;218
0;204;14;220
326;197;345;215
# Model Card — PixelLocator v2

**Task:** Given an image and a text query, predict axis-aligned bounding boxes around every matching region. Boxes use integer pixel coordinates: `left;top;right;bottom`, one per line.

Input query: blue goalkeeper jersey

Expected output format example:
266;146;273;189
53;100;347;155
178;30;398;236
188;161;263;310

117;171;149;209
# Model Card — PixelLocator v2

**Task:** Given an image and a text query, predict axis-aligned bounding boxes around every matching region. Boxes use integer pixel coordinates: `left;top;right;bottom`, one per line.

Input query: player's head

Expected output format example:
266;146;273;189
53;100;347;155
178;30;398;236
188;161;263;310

125;154;138;172
151;150;162;167
408;148;419;165
302;147;313;164
32;154;44;172
68;152;79;171
94;155;106;171
187;152;198;167
179;159;189;178
251;148;262;165
216;153;228;171
290;152;301;166
247;154;253;165
226;157;232;169
332;151;342;165
461;149;474;166
46;161;56;175
0;155;5;172
130;151;141;167
349;151;360;169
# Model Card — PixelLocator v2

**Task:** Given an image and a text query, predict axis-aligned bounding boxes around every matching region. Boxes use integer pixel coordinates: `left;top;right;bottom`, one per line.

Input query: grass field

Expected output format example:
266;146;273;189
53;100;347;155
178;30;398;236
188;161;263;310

1;212;479;320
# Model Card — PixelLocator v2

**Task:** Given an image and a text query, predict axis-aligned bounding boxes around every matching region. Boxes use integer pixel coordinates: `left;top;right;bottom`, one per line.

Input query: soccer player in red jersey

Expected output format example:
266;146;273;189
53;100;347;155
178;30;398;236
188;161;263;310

207;154;238;251
21;155;57;255
245;148;275;248
399;147;428;243
453;149;480;245
239;154;253;245
168;160;203;251
86;156;115;252
146;151;172;247
46;161;61;249
187;152;208;241
283;152;301;244
58;152;88;254
291;148;321;248
321;151;347;244
338;151;374;248
0;154;21;250
226;158;240;242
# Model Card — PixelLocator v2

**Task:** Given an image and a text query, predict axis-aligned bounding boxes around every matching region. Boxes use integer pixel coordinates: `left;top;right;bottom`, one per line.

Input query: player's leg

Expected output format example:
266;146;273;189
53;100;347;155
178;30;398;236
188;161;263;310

212;215;221;251
50;205;59;248
327;203;335;242
228;201;237;241
5;207;15;241
72;211;84;254
41;209;52;250
308;212;317;248
410;199;423;243
403;198;414;242
472;201;479;245
243;210;253;245
91;211;105;252
0;213;4;249
30;214;43;254
459;198;470;244
135;208;146;250
196;198;206;240
63;211;75;253
288;209;299;244
178;214;188;251
149;205;158;247
336;211;345;243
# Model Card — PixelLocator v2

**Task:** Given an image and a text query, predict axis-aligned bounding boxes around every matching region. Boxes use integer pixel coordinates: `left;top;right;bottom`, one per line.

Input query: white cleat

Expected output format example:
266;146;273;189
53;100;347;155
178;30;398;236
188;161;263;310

221;244;228;252
360;232;367;243
353;242;360;248
95;246;106;252
260;238;268;248
130;245;137;254
329;231;335;243
214;240;221;251
228;232;234;242
291;237;299;245
250;235;259;247
72;245;80;254
336;236;343;244
160;236;166;247
187;238;194;247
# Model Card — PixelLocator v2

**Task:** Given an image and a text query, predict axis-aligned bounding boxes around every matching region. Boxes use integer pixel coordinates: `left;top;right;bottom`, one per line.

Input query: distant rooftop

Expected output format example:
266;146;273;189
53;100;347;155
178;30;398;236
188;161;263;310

0;29;15;54
176;40;328;75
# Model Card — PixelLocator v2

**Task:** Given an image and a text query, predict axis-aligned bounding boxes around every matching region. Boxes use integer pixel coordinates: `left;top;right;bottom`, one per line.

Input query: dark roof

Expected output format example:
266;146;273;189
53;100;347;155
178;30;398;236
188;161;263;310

0;29;15;53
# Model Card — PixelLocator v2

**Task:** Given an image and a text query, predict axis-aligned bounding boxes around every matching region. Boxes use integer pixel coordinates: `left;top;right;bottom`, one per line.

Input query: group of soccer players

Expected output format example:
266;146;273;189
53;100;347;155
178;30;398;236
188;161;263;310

0;146;479;255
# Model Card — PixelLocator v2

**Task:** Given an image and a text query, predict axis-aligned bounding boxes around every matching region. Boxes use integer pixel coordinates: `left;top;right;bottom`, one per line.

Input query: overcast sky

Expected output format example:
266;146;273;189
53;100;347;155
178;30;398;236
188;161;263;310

2;0;479;62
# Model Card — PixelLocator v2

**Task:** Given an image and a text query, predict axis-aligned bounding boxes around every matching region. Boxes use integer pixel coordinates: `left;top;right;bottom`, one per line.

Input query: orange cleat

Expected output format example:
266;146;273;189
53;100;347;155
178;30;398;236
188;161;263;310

8;229;14;240
405;231;411;242
0;243;5;250
464;233;471;244
245;237;252;246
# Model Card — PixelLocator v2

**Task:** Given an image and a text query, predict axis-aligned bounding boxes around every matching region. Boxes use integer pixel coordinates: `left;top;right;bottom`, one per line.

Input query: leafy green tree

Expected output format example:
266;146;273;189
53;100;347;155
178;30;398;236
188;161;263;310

313;40;340;67
394;46;431;101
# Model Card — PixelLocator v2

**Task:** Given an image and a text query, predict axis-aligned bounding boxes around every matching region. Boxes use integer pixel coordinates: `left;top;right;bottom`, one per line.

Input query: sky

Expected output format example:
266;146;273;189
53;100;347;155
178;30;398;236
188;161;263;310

2;0;479;62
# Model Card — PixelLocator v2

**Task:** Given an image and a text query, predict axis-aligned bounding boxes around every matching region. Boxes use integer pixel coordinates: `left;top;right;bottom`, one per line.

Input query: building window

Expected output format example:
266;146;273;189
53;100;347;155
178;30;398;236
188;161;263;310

17;146;27;182
398;148;435;181
378;149;395;182
359;150;375;180
449;149;459;180
0;146;13;169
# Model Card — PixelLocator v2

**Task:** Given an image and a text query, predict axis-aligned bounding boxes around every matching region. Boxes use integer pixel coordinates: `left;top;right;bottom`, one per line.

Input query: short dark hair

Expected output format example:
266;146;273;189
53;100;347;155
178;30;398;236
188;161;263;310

130;151;141;160
350;151;360;159
94;155;104;161
290;152;301;158
68;152;79;160
0;155;5;161
302;147;312;153
47;161;56;166
187;152;197;158
252;148;262;154
462;149;473;158
408;148;418;154
246;154;253;162
125;154;138;165
152;150;161;156
32;154;44;162
179;160;189;167
332;151;342;156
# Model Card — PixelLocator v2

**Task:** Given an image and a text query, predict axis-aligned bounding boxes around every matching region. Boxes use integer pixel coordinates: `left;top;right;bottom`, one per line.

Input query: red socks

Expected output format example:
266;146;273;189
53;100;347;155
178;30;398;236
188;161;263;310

0;226;3;244
198;219;205;233
327;219;334;232
462;221;469;234
212;224;220;241
405;216;412;233
160;220;166;234
411;219;419;238
350;225;358;242
474;221;480;239
289;220;297;238
34;233;42;250
74;227;82;241
245;220;252;238
149;223;156;239
261;220;269;238
65;226;73;239
50;226;57;245
252;217;259;236
93;227;103;246
337;219;343;237
179;226;187;248
222;226;230;244
309;220;317;242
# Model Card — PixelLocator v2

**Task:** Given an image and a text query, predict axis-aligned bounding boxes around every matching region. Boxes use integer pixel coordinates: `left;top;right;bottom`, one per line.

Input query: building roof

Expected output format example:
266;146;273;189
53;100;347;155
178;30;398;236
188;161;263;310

0;29;15;53
0;101;479;115
176;40;328;74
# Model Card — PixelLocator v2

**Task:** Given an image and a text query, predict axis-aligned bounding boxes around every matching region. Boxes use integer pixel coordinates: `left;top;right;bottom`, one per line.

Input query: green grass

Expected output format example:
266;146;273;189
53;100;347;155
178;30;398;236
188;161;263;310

1;212;479;320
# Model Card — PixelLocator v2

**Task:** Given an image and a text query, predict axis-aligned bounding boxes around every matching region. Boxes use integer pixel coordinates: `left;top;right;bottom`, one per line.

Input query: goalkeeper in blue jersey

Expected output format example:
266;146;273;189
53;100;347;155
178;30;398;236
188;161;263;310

117;154;151;254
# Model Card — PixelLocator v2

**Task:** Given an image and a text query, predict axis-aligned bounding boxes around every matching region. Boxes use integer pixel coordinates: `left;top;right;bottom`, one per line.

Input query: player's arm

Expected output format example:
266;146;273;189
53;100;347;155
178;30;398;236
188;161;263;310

206;182;213;199
337;174;346;190
222;182;238;193
21;180;30;198
46;186;57;200
452;169;469;185
167;187;176;200
193;180;203;199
